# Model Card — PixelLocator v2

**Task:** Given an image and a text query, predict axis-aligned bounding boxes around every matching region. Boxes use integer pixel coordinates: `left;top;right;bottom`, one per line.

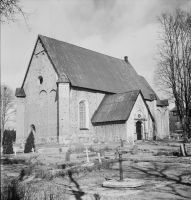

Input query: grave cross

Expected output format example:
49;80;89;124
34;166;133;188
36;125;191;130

116;149;125;181
14;147;17;156
84;147;90;163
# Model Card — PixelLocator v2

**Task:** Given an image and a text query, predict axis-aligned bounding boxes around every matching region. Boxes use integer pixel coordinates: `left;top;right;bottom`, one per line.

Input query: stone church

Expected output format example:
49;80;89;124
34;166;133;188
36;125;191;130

15;35;169;144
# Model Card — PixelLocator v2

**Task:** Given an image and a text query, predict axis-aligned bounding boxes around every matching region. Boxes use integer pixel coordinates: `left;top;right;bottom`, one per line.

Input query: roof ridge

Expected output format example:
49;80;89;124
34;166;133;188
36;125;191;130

38;34;131;64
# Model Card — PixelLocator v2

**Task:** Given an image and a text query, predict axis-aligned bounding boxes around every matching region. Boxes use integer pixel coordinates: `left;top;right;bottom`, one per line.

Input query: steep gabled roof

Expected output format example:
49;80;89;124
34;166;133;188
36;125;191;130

92;90;153;124
38;35;157;100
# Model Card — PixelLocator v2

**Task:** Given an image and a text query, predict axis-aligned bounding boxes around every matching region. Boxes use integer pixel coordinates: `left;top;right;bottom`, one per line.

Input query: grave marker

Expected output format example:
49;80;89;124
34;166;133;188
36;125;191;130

97;152;104;163
100;149;105;157
183;143;188;156
103;148;145;188
84;147;90;163
180;144;185;156
132;145;138;155
117;149;124;181
65;151;70;161
120;139;124;147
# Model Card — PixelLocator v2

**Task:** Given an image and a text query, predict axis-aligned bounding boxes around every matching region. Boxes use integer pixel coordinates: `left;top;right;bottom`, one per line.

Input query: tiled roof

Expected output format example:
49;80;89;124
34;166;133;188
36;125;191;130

39;35;158;100
92;90;140;123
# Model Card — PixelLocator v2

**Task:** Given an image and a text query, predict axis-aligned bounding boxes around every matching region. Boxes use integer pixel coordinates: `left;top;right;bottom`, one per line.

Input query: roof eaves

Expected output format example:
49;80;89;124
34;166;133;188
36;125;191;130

21;36;39;89
15;88;26;97
139;90;154;122
123;90;140;121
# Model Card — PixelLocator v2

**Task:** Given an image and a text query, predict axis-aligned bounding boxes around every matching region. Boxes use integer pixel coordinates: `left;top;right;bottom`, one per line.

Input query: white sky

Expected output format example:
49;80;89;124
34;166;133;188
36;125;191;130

1;0;191;100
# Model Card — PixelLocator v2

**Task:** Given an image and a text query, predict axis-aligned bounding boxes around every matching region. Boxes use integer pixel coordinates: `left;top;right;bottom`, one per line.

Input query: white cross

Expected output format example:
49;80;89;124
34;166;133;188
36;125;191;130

32;148;34;154
14;147;17;156
84;147;90;163
97;152;104;163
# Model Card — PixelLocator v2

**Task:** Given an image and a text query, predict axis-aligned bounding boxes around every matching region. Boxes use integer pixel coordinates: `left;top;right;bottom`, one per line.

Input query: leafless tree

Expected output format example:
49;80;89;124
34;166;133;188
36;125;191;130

1;84;16;146
155;8;191;142
0;0;31;30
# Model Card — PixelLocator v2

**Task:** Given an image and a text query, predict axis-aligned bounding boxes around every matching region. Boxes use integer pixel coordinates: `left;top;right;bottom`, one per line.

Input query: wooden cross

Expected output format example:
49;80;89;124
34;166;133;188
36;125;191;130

84;147;90;163
116;149;125;181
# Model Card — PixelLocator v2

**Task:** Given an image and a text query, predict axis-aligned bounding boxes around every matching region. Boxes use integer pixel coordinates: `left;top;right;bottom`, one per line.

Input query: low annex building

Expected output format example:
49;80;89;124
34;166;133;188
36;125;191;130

15;35;169;144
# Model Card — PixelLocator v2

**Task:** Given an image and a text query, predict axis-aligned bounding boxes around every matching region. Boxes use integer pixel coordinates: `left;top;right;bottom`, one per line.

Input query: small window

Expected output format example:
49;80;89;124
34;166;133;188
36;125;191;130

37;76;43;85
79;100;89;129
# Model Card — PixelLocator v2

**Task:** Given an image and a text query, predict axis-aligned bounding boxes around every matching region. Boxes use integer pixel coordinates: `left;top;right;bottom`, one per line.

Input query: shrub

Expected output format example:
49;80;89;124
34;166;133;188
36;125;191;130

3;130;13;154
24;131;35;153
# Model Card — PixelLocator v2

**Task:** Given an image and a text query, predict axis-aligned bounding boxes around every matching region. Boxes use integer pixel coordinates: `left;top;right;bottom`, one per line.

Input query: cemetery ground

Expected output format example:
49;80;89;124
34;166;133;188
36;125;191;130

1;140;191;200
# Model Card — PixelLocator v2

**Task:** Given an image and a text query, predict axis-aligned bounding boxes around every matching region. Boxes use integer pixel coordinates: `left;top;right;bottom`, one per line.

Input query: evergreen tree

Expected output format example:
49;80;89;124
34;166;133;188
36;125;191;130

24;131;35;153
3;130;13;154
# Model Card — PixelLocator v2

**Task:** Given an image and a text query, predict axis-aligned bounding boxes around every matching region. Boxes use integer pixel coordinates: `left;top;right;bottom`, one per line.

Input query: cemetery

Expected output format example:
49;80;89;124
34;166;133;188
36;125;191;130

1;139;191;200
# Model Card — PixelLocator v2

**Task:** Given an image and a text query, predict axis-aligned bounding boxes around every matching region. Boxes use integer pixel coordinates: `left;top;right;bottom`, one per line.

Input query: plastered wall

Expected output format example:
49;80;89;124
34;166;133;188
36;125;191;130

16;40;169;144
69;87;105;143
146;100;169;139
16;98;25;143
127;94;153;143
58;83;70;143
22;40;58;143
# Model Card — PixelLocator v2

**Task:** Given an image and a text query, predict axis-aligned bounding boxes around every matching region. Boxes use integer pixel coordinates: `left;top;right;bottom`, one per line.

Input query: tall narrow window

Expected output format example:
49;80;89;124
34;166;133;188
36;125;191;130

79;101;86;129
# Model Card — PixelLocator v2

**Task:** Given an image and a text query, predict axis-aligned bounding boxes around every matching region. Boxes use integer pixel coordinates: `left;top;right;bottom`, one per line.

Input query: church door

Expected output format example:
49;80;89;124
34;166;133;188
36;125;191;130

136;121;142;140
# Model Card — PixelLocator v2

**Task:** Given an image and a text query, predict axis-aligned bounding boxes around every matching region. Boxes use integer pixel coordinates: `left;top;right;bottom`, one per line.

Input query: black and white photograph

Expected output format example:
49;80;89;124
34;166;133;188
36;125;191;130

1;0;191;199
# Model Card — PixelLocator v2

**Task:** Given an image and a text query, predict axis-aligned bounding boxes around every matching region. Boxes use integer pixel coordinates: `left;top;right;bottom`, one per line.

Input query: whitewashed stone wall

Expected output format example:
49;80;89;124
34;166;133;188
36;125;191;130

16;40;58;143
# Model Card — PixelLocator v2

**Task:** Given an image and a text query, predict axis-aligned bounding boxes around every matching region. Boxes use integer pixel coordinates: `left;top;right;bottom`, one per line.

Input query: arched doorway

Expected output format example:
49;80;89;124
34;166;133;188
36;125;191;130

136;121;142;140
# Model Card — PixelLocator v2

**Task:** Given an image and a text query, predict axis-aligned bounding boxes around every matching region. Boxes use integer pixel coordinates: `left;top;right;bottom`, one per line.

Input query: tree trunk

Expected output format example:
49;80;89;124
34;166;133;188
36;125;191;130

1;124;4;148
181;118;188;143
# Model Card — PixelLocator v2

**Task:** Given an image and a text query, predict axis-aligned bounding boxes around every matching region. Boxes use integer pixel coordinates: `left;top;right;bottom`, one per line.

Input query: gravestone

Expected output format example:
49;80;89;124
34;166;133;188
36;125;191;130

65;151;70;161
183;143;188;156
100;149;105;157
120;139;124;147
97;152;104;163
132;145;138;155
180;144;185;156
180;144;188;157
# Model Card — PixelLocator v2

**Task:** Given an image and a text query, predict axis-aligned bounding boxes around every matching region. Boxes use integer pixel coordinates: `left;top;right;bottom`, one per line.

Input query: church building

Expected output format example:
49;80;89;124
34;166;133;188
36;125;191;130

15;35;169;144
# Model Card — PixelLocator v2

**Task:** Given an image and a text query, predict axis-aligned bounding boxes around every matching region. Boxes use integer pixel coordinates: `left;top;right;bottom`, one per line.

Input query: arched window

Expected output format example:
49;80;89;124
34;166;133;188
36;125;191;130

79;100;89;129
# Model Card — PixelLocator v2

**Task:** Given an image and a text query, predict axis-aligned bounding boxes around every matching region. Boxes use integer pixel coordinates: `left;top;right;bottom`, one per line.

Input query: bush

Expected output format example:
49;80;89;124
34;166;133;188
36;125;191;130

24;131;35;153
2;129;16;145
3;130;14;154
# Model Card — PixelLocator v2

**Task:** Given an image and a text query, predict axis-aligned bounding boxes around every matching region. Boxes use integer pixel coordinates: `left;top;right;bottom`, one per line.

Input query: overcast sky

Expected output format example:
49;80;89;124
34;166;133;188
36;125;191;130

2;0;191;99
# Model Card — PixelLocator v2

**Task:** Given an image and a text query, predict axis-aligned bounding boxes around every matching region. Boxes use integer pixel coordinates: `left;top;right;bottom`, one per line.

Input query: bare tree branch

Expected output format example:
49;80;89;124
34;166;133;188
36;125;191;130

0;0;32;30
1;84;16;146
155;8;191;142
